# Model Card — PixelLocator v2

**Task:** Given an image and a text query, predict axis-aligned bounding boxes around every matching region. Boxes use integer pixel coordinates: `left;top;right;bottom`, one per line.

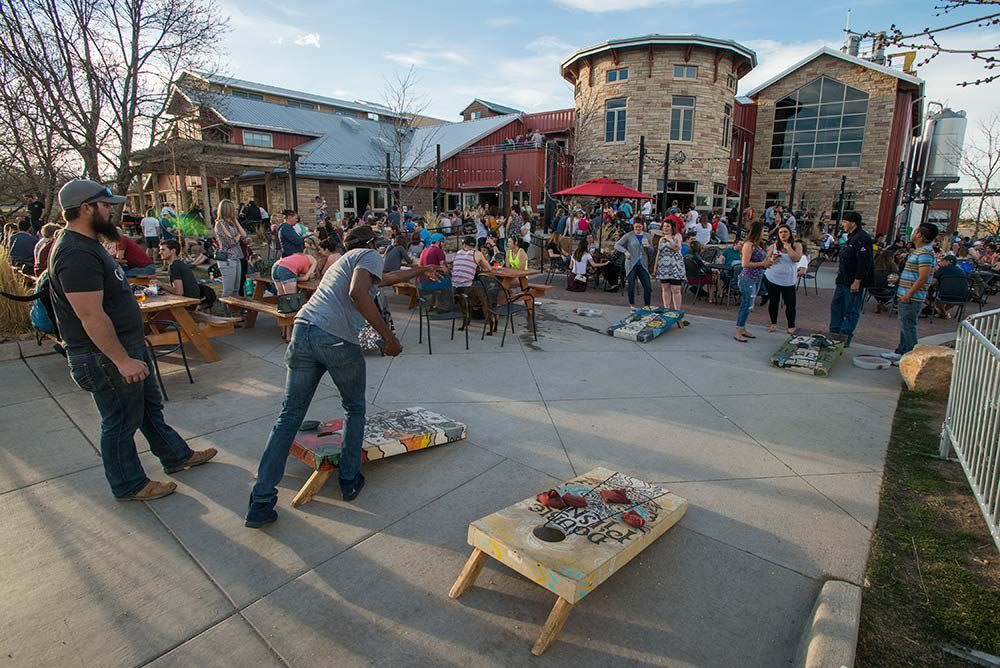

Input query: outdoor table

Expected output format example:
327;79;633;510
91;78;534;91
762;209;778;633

241;274;321;327
128;274;155;287
138;294;221;362
449;467;687;655
487;266;534;292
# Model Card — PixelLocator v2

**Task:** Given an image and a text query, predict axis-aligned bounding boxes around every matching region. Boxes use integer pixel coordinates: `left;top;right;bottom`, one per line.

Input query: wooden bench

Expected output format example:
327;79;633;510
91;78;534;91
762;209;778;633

392;282;418;308
525;282;552;299
144;310;239;348
220;296;297;327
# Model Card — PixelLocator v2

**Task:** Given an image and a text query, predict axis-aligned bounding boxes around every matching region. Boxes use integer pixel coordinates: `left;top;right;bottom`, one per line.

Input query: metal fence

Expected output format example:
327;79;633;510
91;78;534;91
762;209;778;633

940;307;1000;551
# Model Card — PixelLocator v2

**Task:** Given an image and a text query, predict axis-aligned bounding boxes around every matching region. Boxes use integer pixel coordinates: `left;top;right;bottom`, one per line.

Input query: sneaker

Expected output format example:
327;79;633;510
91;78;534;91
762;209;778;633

340;473;366;501
880;352;902;362
244;496;278;528
119;479;177;501
164;447;218;474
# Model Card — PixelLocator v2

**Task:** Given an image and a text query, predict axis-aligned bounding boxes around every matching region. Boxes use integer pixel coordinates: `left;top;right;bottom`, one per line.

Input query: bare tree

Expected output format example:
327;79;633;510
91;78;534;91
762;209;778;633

570;85;610;183
863;1;1000;86
375;66;441;214
960;111;1000;237
0;0;224;204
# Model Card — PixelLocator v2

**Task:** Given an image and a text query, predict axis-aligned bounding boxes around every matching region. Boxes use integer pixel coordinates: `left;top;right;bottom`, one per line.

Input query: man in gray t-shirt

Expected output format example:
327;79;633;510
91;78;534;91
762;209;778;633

246;225;439;528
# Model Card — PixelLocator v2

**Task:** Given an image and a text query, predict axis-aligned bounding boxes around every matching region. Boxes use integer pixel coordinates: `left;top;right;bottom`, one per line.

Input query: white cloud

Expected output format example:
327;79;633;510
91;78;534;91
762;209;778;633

383;47;468;70
486;17;517;27
384;52;426;66
293;33;321;48
526;35;577;55
553;0;735;12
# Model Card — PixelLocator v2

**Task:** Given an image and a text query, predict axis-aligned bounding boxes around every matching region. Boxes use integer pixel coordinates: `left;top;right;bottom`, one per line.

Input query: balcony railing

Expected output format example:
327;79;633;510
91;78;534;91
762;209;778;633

460;141;569;156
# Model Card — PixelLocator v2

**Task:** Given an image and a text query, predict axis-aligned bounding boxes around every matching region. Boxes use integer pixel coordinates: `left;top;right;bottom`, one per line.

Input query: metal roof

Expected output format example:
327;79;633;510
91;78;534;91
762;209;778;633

183;71;403;118
744;46;923;98
463;99;525;116
561;34;757;73
176;86;519;182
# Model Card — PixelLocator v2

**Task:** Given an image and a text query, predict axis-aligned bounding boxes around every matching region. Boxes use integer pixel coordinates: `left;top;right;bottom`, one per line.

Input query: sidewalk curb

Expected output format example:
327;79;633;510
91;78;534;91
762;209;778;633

794;579;862;668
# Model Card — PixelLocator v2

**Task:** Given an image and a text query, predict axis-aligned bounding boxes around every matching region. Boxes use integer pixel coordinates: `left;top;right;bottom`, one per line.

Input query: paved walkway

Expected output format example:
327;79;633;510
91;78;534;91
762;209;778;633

0;295;904;667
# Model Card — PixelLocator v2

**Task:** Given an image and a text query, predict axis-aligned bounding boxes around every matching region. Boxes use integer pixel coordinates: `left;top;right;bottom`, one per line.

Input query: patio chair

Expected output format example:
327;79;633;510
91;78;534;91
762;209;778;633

967;273;990;312
684;256;714;302
864;270;897;314
936;274;970;320
475;273;536;347
416;282;469;355
144;319;193;402
701;246;720;263
796;257;825;295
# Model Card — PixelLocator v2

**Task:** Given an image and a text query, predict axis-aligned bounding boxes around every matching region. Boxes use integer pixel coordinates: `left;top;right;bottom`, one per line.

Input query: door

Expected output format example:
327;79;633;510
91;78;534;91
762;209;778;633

252;184;268;210
340;186;356;214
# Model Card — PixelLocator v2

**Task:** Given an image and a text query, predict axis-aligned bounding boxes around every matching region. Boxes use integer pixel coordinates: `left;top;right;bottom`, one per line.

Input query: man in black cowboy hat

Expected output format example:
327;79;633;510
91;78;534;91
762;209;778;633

48;179;216;501
828;210;873;347
246;225;441;527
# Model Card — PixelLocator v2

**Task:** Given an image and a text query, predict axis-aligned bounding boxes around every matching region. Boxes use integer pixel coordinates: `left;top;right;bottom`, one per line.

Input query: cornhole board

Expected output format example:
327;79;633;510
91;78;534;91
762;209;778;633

448;467;687;655
770;334;845;376
606;307;685;342
289;407;467;506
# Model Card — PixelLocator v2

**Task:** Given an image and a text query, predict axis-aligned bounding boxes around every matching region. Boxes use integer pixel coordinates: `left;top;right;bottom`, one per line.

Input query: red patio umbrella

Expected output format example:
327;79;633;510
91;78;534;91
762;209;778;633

552;177;653;199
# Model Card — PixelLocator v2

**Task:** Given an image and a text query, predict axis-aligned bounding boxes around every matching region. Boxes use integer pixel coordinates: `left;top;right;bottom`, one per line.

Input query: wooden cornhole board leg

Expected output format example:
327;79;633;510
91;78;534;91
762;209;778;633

448;548;487;599
532;597;574;656
291;469;332;507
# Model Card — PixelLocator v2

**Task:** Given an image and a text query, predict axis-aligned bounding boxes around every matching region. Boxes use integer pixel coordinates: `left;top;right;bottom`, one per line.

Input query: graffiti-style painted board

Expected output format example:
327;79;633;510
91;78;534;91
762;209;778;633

769;334;845;376
467;468;686;604
606;308;685;343
291;407;467;472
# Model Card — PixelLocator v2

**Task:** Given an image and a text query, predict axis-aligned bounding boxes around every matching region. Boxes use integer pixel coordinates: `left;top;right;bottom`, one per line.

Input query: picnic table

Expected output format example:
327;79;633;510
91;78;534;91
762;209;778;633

227;274;321;329
138;294;223;362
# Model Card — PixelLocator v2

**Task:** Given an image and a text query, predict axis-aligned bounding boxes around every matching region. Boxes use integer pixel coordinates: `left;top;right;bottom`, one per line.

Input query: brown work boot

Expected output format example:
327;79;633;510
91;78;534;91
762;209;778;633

120;480;177;501
164;448;218;474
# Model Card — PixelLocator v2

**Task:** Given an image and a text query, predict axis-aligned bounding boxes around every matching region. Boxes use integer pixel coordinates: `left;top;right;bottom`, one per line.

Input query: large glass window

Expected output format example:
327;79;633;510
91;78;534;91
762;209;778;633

670;96;695;141
722;103;732;148
232;90;264;101
243;131;273;148
605;98;626;142
769;76;868;169
765;191;786;209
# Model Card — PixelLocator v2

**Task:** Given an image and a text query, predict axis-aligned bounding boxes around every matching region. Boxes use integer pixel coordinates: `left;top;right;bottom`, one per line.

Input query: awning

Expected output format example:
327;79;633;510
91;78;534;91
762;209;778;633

458;180;502;190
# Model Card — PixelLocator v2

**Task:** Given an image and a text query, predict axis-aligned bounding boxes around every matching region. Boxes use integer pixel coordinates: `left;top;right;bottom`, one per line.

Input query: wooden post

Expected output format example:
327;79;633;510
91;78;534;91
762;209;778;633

199;164;212;222
448;549;488;599
151;172;161;212
264;171;272;211
531;598;574;656
291;470;332;507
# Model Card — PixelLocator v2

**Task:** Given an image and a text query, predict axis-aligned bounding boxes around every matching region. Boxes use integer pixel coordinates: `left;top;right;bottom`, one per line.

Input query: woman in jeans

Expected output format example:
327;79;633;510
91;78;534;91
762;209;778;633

735;220;772;343
214;199;245;313
762;224;802;334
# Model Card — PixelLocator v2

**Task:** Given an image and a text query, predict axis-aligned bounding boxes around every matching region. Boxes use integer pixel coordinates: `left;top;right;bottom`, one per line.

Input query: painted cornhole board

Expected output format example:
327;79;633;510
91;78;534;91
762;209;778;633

606;307;685;342
448;467;688;655
769;334;845;376
289;407;467;506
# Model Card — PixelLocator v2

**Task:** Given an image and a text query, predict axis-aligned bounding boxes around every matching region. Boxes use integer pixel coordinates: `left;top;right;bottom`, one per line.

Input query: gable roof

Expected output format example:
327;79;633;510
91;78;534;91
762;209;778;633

181;71;402;118
462;99;524;116
745;46;923;98
175;85;519;182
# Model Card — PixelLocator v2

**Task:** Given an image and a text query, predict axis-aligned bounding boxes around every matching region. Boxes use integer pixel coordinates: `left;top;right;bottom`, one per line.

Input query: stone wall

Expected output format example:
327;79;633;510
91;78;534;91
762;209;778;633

748;54;901;226
573;43;743;210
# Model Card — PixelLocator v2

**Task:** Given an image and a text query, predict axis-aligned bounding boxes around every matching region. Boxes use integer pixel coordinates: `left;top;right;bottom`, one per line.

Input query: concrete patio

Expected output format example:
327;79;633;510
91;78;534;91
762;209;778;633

0;294;903;667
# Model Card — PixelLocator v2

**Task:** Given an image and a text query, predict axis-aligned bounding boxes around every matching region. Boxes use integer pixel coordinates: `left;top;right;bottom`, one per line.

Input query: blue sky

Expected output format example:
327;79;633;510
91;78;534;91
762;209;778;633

218;0;994;136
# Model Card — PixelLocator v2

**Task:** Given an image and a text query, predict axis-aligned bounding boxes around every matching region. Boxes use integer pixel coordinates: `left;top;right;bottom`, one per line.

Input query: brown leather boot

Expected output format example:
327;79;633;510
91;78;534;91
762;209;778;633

120;480;177;501
164;448;218;474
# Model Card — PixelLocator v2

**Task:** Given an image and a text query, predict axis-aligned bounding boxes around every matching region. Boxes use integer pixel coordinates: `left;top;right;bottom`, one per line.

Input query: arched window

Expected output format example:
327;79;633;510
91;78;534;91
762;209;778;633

769;76;868;170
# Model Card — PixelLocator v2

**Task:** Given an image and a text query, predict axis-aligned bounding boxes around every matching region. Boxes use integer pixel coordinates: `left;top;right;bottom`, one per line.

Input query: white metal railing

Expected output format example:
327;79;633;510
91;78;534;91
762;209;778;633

940;307;1000;551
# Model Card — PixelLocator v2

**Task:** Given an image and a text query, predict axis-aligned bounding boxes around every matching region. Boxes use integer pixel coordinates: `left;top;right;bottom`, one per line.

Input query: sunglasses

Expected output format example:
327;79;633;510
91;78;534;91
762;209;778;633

82;187;114;205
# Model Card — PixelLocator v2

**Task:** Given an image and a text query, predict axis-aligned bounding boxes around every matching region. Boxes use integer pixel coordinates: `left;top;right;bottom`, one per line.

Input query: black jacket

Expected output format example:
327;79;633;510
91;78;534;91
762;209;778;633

836;227;874;287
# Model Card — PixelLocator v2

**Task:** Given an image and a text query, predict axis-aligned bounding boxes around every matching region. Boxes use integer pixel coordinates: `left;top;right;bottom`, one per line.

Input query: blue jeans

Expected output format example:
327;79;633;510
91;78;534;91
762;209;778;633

829;284;865;340
895;300;922;355
125;264;156;277
736;275;761;328
67;346;193;497
626;265;652;307
251;324;367;508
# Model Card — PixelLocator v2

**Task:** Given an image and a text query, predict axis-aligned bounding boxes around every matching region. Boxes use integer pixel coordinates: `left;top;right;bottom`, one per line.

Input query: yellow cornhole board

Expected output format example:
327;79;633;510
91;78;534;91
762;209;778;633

448;467;687;655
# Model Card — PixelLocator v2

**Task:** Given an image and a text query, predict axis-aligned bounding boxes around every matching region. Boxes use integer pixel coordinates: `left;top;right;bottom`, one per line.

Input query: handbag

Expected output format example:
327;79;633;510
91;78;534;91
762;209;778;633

276;292;304;313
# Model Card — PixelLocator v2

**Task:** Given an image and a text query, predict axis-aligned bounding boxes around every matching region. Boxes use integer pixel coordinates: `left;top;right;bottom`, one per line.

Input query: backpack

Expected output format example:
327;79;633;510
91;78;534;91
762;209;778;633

0;271;58;337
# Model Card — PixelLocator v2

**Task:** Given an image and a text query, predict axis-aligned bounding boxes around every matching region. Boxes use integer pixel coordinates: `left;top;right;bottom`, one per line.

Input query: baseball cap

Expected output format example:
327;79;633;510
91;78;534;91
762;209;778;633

430;233;444;242
841;211;863;226
59;179;126;209
943;254;957;262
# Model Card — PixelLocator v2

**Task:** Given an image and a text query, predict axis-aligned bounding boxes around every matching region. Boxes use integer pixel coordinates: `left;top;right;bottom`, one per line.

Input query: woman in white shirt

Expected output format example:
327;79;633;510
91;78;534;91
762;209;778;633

762;224;803;333
566;238;606;292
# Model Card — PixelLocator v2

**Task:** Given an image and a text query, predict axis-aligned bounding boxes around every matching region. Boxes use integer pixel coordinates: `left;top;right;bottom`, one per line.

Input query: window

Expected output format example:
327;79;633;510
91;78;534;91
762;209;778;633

463;193;479;210
712;183;727;210
606;68;629;82
446;193;461;211
765;192;786;209
722;103;732;148
769;76;869;169
673;65;698;79
470;110;482;120
286;100;316;110
232;90;264;101
831;191;857;220
726;74;736;91
655;179;697;194
670;96;695;141
605;98;626;142
373;188;387;210
243;131;273;148
367;112;380;121
512;191;531;210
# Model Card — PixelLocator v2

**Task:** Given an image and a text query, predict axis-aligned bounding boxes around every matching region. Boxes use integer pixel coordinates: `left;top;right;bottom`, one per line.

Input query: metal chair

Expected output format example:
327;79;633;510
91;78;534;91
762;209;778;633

864;270;897;314
936;274;971;320
475;274;536;347
416;282;469;354
144;319;194;401
796;257;825;295
701;246;720;263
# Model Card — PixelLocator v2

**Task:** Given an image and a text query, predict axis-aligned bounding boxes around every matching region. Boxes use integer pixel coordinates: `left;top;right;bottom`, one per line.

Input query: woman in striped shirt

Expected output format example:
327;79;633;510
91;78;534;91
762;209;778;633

452;236;491;331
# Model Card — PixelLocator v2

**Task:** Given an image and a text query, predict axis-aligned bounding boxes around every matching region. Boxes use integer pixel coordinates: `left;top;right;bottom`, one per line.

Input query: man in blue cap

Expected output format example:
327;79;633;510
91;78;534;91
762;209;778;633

418;232;451;309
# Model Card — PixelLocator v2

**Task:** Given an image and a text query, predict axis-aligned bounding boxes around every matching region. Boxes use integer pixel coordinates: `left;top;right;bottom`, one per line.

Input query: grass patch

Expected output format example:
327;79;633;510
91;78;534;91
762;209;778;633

856;391;1000;667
